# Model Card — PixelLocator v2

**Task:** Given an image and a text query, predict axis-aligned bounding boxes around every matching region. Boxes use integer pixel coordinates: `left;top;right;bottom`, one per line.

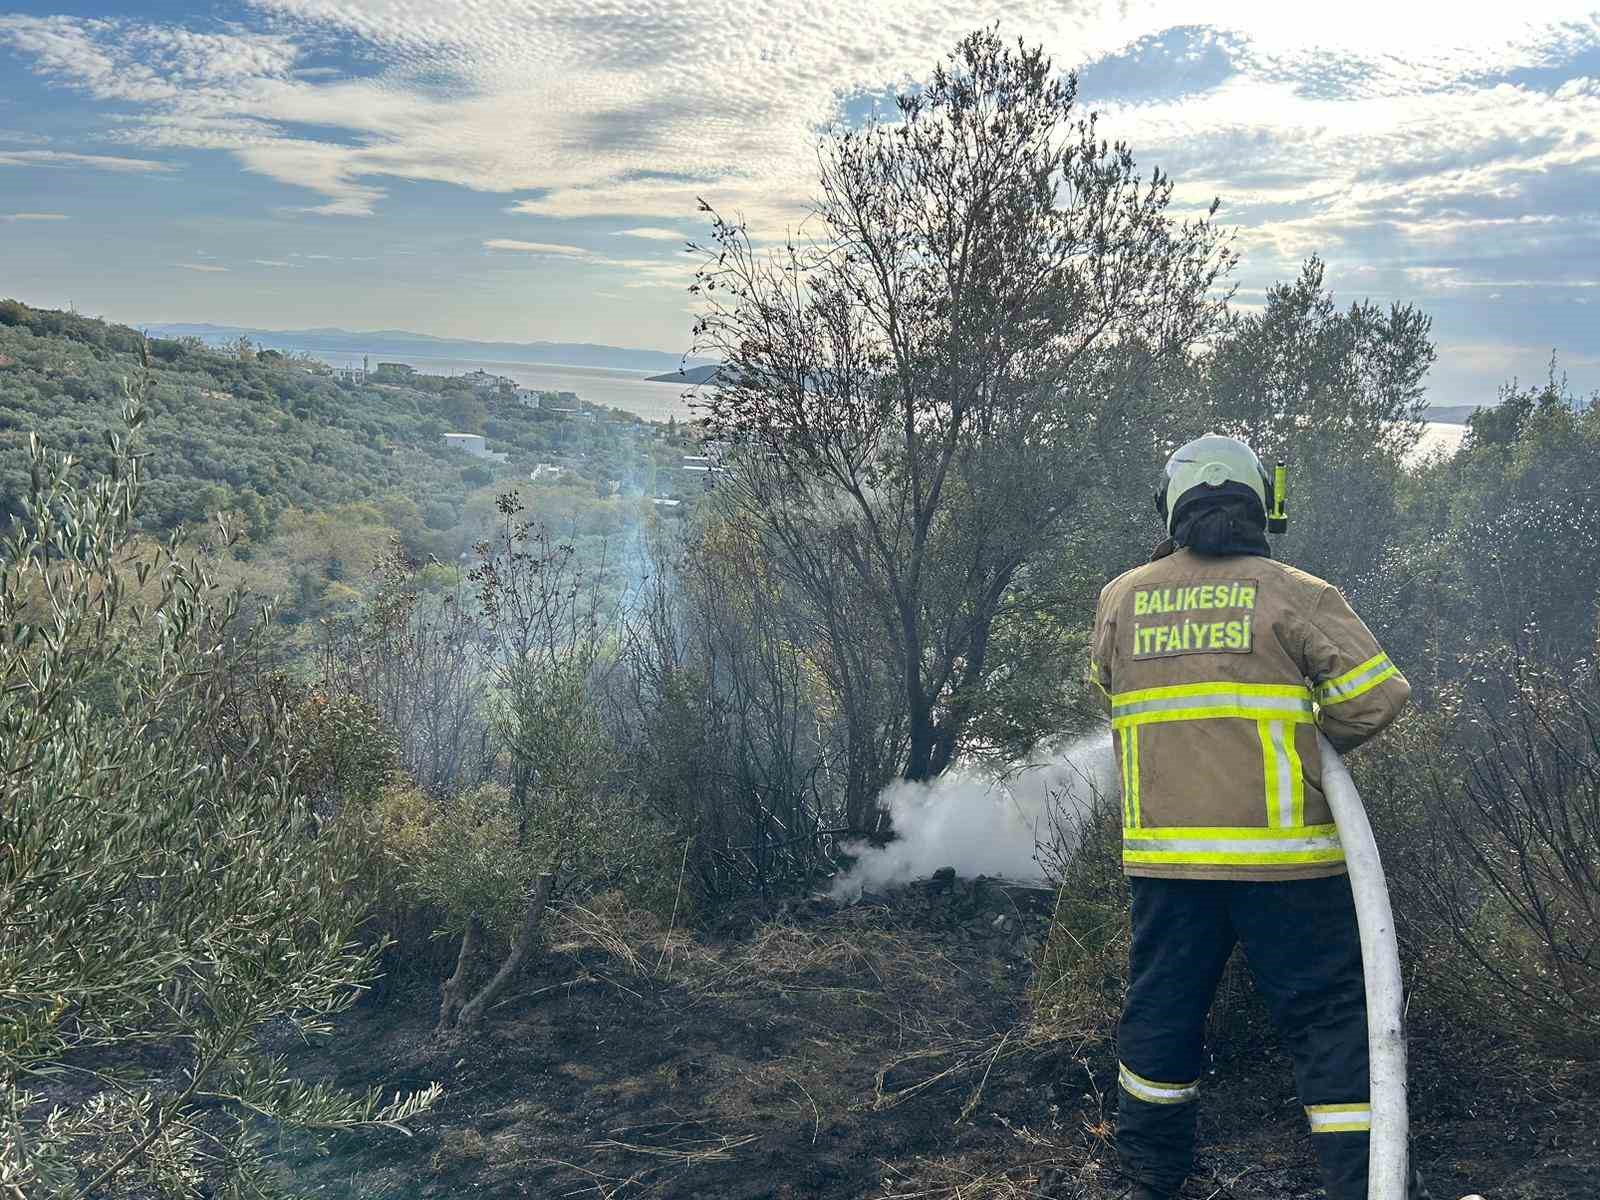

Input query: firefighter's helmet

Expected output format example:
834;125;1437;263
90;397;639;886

1156;434;1286;535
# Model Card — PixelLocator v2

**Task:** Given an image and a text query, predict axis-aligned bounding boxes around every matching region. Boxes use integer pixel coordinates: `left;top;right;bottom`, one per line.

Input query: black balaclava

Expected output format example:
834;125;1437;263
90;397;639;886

1173;495;1271;558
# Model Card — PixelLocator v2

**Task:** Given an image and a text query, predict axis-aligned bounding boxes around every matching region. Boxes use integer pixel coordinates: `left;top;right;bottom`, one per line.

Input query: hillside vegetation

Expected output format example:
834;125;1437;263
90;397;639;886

4;31;1600;1200
0;298;703;637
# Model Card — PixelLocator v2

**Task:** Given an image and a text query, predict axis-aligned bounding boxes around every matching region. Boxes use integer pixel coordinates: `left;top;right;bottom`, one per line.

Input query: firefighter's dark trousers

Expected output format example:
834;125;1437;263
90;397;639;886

1115;873;1407;1200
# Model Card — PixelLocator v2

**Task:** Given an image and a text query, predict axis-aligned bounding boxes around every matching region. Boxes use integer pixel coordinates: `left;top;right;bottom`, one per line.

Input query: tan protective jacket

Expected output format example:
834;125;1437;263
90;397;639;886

1089;547;1409;881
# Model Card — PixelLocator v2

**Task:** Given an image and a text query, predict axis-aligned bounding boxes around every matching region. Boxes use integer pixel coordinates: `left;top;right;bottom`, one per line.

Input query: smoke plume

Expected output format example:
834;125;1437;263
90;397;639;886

829;732;1117;900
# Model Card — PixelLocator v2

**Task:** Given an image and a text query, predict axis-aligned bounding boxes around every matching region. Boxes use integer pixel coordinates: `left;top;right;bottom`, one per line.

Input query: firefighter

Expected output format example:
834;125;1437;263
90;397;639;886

1087;434;1427;1200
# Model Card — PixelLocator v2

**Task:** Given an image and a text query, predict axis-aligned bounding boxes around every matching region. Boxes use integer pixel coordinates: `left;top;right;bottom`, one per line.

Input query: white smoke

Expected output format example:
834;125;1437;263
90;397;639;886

829;732;1117;900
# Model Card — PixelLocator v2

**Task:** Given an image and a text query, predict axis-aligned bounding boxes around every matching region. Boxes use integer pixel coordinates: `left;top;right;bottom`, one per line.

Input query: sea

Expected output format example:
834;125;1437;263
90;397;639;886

306;352;701;422
1413;421;1466;459
297;347;1472;453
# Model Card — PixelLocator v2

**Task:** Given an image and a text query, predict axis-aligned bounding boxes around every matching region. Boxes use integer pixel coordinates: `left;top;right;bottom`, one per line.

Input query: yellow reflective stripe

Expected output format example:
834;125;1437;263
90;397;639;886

1258;719;1304;830
1119;730;1132;827
1113;702;1315;729
1124;848;1346;867
1323;653;1387;692
1123;824;1345;867
1306;1102;1371;1134
1128;727;1142;829
1316;655;1398;706
1284;720;1305;828
1111;682;1314;728
1110;680;1313;706
1119;1062;1199;1105
1259;718;1281;827
1321;664;1397;705
1125;824;1340;840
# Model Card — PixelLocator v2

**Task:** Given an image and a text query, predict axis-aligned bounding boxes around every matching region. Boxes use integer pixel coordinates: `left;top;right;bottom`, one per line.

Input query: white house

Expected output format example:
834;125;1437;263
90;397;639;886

461;369;512;391
442;432;487;454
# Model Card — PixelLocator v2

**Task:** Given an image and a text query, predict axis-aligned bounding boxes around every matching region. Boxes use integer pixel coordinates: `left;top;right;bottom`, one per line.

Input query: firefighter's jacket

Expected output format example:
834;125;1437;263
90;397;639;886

1089;547;1409;881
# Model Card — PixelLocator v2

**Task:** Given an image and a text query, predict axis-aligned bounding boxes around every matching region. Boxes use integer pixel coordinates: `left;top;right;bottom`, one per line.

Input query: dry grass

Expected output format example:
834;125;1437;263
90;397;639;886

875;1105;1122;1200
509;1120;761;1199
505;876;1135;1199
551;890;719;985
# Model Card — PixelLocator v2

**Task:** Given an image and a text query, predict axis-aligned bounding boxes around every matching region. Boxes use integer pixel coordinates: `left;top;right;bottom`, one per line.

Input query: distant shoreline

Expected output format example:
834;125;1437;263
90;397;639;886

143;321;715;375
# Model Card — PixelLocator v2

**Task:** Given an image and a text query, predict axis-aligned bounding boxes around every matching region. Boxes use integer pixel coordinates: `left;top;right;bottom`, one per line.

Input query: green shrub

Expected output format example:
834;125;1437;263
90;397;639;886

0;407;437;1197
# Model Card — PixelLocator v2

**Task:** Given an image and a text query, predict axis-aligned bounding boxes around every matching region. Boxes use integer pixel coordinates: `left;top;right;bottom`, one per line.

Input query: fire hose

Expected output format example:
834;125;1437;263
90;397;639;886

1316;732;1408;1200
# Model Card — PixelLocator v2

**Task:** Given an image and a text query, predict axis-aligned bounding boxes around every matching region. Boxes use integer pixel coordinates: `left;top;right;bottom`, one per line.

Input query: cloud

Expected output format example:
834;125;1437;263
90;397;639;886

482;237;698;288
1;2;1597;326
176;263;229;272
614;227;691;241
483;238;595;258
0;129;51;145
1;212;69;222
252;258;292;266
0;149;174;172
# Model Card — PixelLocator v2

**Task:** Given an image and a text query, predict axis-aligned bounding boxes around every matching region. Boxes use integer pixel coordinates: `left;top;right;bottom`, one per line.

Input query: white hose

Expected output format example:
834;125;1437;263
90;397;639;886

1317;732;1409;1200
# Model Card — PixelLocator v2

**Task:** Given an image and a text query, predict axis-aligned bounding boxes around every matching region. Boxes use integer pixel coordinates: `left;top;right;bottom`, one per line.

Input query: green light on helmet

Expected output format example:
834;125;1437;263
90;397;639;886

1268;462;1288;533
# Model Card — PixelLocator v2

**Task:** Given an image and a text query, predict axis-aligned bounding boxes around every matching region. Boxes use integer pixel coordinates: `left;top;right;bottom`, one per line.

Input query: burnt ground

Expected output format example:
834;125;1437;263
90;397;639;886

270;877;1599;1200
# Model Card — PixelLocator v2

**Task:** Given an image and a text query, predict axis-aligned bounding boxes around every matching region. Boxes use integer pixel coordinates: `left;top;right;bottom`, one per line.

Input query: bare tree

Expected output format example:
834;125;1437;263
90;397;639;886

1419;655;1600;1059
691;31;1234;789
318;542;490;796
429;495;638;1035
618;518;842;898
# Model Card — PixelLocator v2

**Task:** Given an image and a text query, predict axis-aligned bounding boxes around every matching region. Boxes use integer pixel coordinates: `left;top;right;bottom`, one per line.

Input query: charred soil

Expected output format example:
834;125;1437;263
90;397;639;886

271;877;1598;1199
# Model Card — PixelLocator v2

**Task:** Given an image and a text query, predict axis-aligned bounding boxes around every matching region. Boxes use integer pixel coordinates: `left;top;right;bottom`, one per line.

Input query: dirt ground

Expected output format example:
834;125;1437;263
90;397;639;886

270;877;1599;1200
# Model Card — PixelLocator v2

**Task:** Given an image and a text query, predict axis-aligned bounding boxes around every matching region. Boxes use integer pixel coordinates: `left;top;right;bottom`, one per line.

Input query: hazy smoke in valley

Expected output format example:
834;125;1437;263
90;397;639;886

829;732;1117;900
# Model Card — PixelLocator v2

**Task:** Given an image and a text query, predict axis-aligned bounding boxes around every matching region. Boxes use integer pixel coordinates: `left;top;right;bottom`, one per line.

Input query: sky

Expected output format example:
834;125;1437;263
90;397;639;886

0;2;1597;406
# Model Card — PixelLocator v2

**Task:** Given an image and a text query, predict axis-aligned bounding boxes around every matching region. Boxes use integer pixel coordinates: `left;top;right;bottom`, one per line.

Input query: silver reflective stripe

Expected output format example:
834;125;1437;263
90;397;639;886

1306;1103;1371;1133
1119;1063;1199;1105
1269;720;1294;828
1123;832;1343;856
1318;658;1394;704
1113;691;1313;719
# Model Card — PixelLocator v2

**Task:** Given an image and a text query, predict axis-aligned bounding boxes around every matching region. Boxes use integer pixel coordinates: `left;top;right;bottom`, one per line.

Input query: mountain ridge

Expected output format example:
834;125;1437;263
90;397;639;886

143;321;716;374
646;363;722;385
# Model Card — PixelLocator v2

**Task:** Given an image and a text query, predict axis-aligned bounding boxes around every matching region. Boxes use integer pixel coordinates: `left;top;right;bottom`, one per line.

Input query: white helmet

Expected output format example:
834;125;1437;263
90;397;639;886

1156;434;1285;535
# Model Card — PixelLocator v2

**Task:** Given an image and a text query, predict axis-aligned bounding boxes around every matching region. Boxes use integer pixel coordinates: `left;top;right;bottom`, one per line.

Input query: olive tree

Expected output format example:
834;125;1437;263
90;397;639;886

1181;256;1436;602
691;31;1234;796
0;405;437;1198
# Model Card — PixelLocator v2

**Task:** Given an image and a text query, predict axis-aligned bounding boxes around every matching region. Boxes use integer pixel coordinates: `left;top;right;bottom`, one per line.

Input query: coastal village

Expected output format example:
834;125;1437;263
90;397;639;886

319;353;722;509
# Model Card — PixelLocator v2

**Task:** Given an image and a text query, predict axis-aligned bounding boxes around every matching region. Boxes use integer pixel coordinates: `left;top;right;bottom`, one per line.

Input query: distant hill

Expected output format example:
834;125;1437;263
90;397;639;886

0;299;678;545
143;322;716;375
1425;403;1488;426
645;364;722;385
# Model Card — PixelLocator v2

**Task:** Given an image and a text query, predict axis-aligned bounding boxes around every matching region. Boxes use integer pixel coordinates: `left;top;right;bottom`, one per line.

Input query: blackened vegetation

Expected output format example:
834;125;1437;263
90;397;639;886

1414;660;1600;1059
